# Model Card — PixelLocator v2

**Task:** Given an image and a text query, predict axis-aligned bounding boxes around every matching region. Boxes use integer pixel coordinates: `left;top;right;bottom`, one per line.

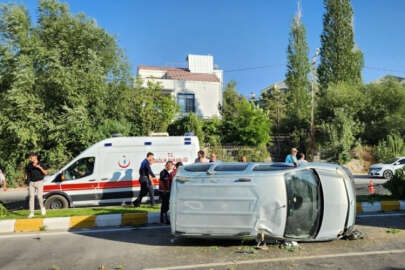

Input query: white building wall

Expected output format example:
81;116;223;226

140;77;221;119
187;55;214;73
138;69;166;79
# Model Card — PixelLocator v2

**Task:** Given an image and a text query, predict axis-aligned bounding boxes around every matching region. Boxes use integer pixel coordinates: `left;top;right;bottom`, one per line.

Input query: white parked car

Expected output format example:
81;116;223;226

170;162;356;242
368;157;405;179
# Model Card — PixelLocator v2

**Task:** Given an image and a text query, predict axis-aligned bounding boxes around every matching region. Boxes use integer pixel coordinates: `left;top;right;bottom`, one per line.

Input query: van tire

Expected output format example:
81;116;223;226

45;195;69;209
383;170;393;180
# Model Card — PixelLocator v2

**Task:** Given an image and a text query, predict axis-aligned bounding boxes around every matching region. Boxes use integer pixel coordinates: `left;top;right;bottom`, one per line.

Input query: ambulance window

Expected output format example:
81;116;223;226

64;157;95;181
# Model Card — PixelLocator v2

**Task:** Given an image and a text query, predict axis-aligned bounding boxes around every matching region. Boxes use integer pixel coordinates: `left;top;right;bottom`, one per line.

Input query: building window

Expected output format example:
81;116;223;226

178;93;195;113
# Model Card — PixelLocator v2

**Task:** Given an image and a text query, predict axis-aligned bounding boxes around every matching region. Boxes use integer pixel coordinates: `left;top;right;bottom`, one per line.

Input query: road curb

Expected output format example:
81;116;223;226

357;200;405;213
1;201;405;233
0;212;160;233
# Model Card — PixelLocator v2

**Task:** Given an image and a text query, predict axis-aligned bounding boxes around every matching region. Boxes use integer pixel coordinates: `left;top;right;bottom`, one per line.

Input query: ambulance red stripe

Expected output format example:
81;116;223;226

43;179;160;193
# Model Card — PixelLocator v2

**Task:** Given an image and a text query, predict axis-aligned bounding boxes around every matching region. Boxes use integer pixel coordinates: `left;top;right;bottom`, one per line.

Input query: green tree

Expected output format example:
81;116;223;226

359;79;405;144
0;0;177;185
201;117;221;146
374;134;405;162
317;0;363;93
284;3;311;153
167;113;204;144
221;82;271;146
130;79;178;135
285;3;311;121
259;86;287;134
317;83;364;163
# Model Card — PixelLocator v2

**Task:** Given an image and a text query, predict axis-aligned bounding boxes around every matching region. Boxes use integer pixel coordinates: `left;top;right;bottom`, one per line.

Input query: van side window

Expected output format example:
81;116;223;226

64;157;95;181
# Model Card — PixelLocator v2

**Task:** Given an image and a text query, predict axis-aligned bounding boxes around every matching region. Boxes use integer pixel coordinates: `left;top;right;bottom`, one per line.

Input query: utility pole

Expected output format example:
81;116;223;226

310;48;320;161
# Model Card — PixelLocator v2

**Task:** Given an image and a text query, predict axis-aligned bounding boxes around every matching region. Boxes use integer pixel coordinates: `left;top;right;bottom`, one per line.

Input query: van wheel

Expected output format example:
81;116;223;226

383;170;393;179
45;195;69;209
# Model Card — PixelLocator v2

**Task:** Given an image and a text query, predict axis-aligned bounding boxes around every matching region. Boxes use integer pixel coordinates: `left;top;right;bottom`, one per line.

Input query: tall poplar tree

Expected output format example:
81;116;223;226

284;1;311;154
317;0;363;92
285;2;310;120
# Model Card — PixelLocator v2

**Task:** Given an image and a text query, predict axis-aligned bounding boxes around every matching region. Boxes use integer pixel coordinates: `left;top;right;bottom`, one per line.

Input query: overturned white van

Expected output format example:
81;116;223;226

170;162;357;242
42;136;199;208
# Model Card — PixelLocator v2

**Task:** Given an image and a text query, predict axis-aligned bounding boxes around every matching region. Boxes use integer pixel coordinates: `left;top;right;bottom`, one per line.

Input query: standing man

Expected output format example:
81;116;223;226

297;153;308;166
209;153;221;163
194;150;209;163
159;161;174;224
134;152;156;207
25;153;48;218
285;148;298;166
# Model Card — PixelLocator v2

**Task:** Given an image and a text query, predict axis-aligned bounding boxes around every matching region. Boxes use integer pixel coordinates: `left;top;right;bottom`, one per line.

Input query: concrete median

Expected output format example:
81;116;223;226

0;212;160;233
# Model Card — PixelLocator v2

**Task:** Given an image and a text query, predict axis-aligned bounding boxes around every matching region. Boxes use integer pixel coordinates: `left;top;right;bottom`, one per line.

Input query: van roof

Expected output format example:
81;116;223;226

181;162;295;174
179;162;341;176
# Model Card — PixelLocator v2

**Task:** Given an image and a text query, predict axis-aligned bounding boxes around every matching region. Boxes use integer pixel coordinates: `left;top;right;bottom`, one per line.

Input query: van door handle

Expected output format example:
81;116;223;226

235;178;251;182
101;178;108;181
88;179;96;182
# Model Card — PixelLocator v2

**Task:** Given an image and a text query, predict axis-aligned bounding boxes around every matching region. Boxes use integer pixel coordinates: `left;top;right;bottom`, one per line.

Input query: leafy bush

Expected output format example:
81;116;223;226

207;144;269;162
167;113;204;144
373;134;405;162
319;110;360;164
383;168;405;199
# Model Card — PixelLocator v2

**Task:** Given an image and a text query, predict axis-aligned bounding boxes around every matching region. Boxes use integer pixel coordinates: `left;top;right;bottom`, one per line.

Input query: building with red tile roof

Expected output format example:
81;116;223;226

137;54;223;119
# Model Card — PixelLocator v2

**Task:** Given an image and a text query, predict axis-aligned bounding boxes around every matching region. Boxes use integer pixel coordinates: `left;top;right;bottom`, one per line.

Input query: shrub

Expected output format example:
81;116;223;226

374;134;405;162
319;110;360;164
383;168;405;199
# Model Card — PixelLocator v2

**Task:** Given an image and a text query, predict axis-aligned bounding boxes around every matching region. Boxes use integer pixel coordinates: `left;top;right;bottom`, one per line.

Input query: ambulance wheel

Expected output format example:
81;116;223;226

45;195;69;209
383;170;393;180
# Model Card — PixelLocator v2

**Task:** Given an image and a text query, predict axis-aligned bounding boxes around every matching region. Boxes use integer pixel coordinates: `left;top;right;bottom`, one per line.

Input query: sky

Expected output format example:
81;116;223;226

9;0;405;97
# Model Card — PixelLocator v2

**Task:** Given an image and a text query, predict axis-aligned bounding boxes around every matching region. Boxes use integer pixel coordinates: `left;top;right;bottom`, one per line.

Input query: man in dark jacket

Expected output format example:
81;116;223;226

25;153;48;218
159;161;175;224
133;152;156;207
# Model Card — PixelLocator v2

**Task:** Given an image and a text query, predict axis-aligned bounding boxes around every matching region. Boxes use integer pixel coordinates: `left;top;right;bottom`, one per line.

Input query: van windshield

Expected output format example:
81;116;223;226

284;169;322;239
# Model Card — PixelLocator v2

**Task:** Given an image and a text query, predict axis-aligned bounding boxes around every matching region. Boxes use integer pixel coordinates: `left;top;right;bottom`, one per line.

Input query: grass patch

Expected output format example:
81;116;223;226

386;228;401;234
0;205;160;220
356;194;396;203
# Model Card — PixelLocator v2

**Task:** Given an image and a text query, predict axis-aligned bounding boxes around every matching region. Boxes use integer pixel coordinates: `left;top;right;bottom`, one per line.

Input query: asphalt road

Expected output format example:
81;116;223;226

0;213;404;270
353;175;390;196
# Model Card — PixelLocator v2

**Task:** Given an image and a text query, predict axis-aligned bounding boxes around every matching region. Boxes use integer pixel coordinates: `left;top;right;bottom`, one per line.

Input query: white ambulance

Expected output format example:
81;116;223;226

42;136;199;209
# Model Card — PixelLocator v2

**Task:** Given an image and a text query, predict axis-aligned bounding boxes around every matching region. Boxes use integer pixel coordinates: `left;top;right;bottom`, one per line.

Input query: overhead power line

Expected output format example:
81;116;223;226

223;63;405;76
223;64;285;73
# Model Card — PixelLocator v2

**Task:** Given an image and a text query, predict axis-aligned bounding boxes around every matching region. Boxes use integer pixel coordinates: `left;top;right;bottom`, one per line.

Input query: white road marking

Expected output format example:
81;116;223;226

357;213;405;218
144;249;405;270
0;225;169;239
